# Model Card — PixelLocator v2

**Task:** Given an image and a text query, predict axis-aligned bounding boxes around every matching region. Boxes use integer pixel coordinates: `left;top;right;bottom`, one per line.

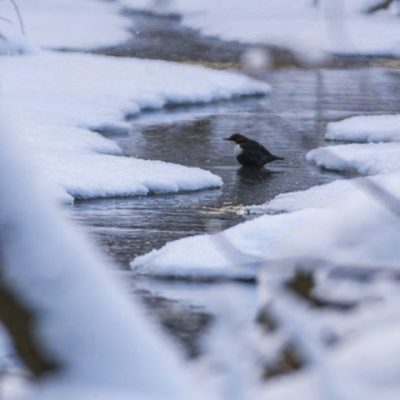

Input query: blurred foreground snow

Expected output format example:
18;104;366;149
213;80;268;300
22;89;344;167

0;117;210;400
0;0;131;50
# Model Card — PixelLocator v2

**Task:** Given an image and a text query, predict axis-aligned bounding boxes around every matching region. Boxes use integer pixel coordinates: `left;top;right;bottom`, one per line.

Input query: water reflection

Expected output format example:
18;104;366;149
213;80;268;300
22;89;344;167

237;166;278;184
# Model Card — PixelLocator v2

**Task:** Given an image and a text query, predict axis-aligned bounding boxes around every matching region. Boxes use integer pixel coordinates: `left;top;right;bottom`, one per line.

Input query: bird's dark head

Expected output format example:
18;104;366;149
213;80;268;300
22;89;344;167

224;133;249;144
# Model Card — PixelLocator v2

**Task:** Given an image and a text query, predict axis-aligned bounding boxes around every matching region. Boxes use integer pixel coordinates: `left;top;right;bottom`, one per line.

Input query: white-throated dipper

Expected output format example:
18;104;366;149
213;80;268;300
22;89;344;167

224;133;283;167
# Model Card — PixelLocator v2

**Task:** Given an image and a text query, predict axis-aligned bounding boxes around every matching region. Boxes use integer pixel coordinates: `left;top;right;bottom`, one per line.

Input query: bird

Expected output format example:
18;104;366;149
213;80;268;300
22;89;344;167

224;133;283;167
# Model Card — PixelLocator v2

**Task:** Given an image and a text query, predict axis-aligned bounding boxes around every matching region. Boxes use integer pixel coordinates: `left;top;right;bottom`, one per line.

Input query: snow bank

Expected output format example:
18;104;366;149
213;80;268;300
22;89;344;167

0;0;130;50
0;119;207;400
2;51;269;202
131;209;323;280
247;172;400;214
307;143;400;175
247;178;356;214
270;192;400;269
326;115;400;143
121;0;400;56
133;168;400;278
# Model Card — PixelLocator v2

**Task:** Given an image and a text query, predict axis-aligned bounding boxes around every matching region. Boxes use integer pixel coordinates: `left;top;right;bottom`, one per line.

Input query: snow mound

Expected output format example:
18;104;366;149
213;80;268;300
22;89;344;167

2;51;269;201
247;172;400;214
269;187;400;269
327;115;400;143
131;209;323;280
247;178;357;214
38;153;222;200
307;143;400;175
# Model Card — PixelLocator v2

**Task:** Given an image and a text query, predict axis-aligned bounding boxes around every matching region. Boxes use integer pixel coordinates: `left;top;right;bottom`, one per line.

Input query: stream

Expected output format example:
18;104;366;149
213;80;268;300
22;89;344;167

72;11;400;359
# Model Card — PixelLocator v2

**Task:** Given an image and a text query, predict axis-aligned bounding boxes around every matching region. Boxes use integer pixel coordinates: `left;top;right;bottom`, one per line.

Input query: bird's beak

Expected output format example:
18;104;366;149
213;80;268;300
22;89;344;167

224;138;232;141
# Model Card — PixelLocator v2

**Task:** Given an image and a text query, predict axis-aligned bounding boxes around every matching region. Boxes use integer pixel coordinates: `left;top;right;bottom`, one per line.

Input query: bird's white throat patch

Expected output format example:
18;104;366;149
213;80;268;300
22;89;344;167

234;144;243;156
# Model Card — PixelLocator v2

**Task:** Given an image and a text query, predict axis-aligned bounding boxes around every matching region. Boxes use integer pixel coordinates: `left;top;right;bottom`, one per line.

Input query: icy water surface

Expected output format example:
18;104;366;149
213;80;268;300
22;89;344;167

70;67;400;357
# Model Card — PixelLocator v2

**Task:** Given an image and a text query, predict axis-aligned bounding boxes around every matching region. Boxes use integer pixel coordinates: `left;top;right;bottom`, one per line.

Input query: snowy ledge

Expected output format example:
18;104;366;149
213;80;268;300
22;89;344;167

131;209;321;281
2;51;270;203
306;143;400;175
326;115;400;143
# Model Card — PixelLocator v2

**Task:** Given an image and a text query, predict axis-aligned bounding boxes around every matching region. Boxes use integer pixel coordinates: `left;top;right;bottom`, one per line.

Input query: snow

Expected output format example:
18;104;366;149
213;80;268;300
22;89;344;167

131;208;323;280
247;171;400;215
307;143;400;174
247;178;357;214
261;321;400;400
133;188;400;277
267;185;400;269
0;31;38;55
2;51;269;202
121;0;400;56
326;115;400;142
0;0;131;50
0;119;208;400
